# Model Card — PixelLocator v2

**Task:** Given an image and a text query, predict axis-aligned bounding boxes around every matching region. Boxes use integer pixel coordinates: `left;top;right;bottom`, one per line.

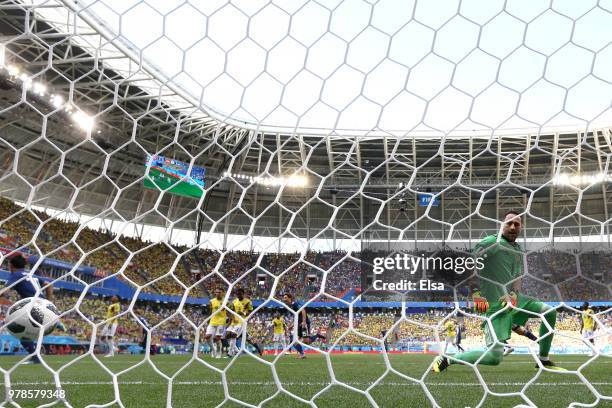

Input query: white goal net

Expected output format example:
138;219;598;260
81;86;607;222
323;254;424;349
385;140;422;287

0;0;610;407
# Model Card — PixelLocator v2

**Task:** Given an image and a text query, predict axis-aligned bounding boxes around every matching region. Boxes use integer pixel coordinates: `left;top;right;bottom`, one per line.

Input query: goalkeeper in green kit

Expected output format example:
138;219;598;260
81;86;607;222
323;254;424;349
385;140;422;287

433;210;565;372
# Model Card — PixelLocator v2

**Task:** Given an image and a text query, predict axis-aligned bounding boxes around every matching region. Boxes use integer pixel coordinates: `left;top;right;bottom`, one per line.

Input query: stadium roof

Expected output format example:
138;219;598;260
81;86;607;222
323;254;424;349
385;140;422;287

0;2;611;248
30;0;612;137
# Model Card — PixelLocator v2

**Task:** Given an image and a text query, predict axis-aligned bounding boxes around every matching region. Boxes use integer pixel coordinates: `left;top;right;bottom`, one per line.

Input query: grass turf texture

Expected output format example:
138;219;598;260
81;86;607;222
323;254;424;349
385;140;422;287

0;354;610;407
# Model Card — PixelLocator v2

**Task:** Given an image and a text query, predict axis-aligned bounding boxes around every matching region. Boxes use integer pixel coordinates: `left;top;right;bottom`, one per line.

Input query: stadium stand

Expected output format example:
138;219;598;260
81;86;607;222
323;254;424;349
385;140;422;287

2;288;606;355
2;197;611;302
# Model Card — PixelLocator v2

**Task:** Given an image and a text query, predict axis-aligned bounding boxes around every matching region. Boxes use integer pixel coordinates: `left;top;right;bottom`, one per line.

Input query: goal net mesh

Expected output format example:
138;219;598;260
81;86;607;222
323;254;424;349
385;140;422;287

0;0;610;406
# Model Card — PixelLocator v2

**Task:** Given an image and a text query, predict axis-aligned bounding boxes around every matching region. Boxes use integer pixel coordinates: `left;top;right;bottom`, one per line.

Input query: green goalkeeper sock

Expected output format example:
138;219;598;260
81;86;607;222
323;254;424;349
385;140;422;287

450;344;504;366
538;307;557;358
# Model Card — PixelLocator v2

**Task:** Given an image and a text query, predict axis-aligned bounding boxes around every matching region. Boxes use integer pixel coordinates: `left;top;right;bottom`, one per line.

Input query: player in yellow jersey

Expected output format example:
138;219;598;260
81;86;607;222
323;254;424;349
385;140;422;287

580;302;597;356
271;312;287;355
227;288;263;357
442;319;457;354
101;296;121;357
227;288;252;356
204;288;227;358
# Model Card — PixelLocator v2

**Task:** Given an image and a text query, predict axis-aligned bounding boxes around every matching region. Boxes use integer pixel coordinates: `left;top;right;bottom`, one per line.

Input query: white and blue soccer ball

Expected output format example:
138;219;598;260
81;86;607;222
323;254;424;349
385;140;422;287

5;297;60;340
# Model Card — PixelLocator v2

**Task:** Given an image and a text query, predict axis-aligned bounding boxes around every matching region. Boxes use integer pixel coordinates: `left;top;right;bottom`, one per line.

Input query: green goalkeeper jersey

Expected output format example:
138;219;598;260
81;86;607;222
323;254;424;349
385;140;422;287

473;234;523;305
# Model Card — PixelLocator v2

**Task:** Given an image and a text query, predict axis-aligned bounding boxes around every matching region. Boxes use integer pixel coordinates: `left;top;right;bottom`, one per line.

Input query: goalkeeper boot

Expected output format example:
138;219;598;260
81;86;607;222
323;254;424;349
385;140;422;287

432;356;449;373
536;359;566;371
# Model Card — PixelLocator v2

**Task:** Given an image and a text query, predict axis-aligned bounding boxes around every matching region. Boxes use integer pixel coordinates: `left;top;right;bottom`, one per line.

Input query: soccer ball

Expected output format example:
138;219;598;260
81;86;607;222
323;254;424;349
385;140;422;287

5;297;61;340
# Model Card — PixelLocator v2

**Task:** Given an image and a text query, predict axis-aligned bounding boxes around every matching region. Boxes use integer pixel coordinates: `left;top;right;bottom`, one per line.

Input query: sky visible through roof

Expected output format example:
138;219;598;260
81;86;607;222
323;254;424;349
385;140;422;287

71;0;612;136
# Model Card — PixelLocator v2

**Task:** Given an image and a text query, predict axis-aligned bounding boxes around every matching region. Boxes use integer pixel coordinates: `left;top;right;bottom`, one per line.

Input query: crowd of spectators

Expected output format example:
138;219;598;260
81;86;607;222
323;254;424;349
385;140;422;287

0;198;364;299
251;308;607;350
0;286;608;354
1;197;611;303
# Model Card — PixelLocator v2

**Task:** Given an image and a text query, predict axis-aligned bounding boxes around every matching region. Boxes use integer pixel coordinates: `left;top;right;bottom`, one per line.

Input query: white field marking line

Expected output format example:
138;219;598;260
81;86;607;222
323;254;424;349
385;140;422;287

11;381;612;387
84;360;610;365
367;361;610;365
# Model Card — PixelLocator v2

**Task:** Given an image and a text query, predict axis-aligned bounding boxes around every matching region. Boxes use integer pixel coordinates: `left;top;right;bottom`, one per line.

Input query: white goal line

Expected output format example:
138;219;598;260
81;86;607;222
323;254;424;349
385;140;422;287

11;381;611;387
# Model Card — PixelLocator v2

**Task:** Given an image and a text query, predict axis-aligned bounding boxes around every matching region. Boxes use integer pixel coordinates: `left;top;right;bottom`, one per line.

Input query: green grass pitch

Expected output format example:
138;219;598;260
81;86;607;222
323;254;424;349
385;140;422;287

1;353;610;407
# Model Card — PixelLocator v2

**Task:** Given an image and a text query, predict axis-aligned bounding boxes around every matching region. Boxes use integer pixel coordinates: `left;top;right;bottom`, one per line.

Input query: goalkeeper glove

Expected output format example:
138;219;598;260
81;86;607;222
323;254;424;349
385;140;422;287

472;291;489;313
499;292;518;308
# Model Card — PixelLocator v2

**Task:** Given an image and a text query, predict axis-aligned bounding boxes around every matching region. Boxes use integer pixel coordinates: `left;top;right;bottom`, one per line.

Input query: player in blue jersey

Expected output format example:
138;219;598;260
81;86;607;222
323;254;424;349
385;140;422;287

282;293;326;358
138;315;152;355
2;253;56;364
4;254;53;299
455;321;465;352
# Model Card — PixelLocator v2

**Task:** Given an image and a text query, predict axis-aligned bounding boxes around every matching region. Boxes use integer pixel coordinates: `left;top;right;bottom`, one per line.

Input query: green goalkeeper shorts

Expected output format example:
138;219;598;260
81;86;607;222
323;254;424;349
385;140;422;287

483;309;513;346
482;295;544;346
511;295;548;327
